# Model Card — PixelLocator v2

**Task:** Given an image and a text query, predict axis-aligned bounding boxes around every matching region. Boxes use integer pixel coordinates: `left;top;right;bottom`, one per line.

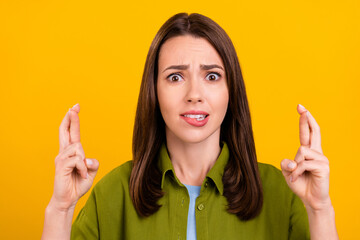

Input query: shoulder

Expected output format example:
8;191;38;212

257;162;293;200
256;164;309;237
92;160;133;195
257;162;284;182
72;160;135;237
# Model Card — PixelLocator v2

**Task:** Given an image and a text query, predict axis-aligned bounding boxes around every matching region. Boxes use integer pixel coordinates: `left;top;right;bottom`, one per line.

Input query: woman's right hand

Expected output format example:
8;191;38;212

49;103;99;212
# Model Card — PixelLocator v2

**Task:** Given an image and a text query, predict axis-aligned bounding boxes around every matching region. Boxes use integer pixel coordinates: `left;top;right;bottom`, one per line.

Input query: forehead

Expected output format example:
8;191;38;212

158;35;224;68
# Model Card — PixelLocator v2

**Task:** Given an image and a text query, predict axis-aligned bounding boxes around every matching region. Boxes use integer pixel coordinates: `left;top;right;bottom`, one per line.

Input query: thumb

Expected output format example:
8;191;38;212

280;159;297;177
85;158;99;179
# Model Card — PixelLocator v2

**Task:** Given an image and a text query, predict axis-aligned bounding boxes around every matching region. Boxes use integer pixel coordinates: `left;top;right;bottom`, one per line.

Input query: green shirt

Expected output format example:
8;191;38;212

71;142;310;239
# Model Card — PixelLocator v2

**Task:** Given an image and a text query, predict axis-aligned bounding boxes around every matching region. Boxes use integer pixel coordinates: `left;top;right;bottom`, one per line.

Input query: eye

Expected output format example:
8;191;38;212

206;72;221;81
167;73;184;82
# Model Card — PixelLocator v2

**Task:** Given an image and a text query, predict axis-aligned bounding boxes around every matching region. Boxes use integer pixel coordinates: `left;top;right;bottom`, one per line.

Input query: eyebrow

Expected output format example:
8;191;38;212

162;64;224;73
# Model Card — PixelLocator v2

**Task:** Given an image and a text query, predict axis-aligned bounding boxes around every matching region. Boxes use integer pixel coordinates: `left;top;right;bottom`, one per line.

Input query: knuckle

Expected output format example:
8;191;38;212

297;160;304;169
77;147;86;157
75;142;84;151
54;155;62;166
64;143;73;151
322;162;330;173
55;159;63;170
298;145;306;155
74;157;85;170
75;154;84;162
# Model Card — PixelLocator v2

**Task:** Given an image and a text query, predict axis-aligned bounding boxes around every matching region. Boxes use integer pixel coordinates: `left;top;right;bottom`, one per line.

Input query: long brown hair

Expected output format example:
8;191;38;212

130;12;263;220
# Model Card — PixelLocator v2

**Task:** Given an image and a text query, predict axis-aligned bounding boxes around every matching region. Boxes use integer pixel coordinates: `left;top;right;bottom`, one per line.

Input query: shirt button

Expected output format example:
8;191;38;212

181;198;184;206
205;182;208;188
197;203;205;211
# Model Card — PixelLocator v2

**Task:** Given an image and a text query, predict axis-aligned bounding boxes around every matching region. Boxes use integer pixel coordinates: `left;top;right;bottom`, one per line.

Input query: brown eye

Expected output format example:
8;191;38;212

171;75;179;81
167;73;183;82
206;72;221;81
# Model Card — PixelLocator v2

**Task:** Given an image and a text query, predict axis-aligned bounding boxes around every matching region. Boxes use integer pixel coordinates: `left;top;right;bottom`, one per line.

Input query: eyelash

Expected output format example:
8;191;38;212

166;71;222;82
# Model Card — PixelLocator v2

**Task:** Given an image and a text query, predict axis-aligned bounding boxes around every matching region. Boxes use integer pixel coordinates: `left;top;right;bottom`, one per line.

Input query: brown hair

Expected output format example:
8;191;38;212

130;12;263;220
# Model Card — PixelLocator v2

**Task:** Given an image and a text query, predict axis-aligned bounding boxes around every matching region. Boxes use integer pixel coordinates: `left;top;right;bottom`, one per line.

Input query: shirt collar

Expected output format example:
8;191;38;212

157;141;229;195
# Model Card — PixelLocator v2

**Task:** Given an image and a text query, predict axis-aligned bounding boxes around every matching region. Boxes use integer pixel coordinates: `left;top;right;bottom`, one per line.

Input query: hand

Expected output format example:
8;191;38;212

281;104;331;211
49;104;99;212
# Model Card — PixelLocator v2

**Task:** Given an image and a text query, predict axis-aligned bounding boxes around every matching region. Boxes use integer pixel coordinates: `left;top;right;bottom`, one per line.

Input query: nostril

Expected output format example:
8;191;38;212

187;97;202;102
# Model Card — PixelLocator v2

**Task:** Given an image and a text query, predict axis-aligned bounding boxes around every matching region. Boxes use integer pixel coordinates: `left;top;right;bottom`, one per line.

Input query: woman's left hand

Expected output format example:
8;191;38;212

281;104;332;211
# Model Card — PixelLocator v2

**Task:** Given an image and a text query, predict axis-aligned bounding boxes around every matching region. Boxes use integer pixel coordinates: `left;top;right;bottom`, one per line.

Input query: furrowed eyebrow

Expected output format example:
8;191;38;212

162;64;224;73
162;64;189;73
200;64;224;71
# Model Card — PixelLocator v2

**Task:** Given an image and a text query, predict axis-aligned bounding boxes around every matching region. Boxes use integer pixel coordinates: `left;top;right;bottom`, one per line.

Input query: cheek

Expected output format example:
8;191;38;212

157;84;180;118
208;87;229;116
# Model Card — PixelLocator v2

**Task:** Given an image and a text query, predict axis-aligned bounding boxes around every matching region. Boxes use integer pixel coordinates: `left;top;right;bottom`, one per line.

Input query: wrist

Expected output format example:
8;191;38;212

47;197;77;214
306;204;335;222
305;200;339;240
304;197;333;214
42;198;75;240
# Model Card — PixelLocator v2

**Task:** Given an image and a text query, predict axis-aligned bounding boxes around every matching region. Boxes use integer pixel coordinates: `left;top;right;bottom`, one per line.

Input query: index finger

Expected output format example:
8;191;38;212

69;103;81;144
297;104;322;154
297;104;310;146
59;110;71;152
306;110;323;154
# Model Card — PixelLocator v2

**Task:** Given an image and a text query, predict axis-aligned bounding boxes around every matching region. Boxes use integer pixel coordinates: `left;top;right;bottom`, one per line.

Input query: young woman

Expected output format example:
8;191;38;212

42;13;338;240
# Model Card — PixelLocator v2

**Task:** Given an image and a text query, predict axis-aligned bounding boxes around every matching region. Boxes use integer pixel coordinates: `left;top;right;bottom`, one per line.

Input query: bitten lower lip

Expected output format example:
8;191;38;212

180;115;209;127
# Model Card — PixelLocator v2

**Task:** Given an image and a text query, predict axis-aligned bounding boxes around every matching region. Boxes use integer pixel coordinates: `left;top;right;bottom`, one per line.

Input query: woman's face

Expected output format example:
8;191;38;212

157;35;229;144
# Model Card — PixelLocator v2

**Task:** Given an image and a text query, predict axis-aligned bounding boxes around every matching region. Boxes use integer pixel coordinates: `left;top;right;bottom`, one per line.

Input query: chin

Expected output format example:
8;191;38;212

178;134;211;144
166;126;219;144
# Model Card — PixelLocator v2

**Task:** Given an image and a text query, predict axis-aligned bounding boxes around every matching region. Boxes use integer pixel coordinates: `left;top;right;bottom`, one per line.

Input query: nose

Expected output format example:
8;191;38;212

186;77;203;103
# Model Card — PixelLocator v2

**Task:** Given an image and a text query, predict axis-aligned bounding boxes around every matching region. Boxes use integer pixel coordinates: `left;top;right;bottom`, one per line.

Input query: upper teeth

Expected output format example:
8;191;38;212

184;114;206;118
184;114;207;120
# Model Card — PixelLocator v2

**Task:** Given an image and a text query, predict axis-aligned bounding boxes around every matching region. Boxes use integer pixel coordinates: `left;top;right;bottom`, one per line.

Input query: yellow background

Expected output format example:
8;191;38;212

0;0;359;239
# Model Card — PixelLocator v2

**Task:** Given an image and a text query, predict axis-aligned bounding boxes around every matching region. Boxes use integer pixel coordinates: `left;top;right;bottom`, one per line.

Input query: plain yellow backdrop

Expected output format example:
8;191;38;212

0;0;359;239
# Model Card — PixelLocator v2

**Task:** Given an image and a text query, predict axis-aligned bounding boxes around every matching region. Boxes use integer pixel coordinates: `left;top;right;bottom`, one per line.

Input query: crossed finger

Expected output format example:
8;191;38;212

297;104;323;154
59;104;81;152
294;146;327;163
56;142;86;163
281;146;328;181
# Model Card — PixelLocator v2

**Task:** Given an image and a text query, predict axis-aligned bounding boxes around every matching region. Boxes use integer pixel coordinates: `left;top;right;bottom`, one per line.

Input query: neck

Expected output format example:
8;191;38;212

165;128;221;186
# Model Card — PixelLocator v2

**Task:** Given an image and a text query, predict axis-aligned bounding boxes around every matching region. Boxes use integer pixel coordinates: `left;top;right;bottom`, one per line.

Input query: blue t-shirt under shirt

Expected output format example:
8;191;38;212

183;183;201;240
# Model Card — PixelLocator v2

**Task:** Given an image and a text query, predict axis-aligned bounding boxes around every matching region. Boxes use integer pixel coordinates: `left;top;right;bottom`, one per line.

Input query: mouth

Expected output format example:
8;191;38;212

180;111;210;127
181;114;209;121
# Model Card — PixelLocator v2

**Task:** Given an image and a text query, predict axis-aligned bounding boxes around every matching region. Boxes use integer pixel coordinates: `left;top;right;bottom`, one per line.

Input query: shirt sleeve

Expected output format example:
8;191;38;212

288;193;310;240
70;189;99;240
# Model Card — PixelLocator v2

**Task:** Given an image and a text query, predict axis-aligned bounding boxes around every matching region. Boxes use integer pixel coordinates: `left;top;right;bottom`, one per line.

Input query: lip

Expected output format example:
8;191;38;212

180;110;210;127
180;110;209;116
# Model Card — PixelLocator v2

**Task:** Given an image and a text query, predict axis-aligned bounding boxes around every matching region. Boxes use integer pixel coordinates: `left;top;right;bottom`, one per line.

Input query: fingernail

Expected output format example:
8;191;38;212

306;111;310;117
86;173;89;179
288;161;296;169
86;159;93;166
298;104;306;110
72;103;79;109
290;176;293;182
